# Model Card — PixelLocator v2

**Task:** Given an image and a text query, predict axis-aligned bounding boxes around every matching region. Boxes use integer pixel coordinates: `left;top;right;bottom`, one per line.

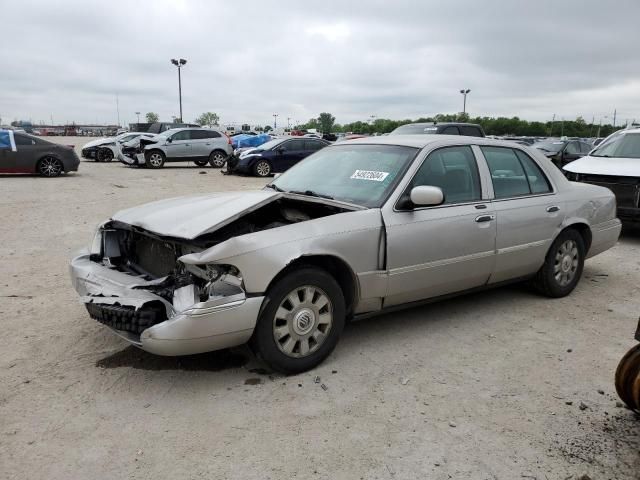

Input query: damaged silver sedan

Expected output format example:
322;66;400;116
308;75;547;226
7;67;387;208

70;136;621;373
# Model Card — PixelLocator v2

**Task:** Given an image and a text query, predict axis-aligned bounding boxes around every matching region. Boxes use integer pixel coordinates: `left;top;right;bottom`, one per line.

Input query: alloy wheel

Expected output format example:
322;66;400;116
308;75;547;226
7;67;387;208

210;152;226;167
149;153;163;167
553;239;579;286
273;285;333;358
255;161;271;177
39;157;62;177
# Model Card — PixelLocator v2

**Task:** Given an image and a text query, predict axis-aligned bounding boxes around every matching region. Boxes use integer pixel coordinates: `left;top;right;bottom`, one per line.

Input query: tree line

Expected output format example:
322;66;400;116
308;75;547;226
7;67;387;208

299;112;622;138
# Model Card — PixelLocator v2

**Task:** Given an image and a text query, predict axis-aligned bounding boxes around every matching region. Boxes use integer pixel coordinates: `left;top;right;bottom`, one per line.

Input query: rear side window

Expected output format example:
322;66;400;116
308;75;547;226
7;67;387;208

459;126;483;137
304;140;325;152
514;150;552;194
482;147;551;198
281;140;302;151
578;142;592;154
565;142;580;154
440;126;460;135
190;130;221;139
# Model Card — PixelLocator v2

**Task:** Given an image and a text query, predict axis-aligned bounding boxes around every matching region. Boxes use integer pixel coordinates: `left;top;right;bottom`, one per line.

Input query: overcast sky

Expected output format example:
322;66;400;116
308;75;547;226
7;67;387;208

1;0;639;127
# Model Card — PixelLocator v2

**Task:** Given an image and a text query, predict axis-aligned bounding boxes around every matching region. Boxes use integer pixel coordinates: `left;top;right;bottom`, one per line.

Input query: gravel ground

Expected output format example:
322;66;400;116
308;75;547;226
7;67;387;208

1;137;639;480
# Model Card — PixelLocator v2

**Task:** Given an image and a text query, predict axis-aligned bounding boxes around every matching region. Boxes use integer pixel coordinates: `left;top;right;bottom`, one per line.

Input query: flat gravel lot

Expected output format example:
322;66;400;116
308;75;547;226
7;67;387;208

1;137;639;479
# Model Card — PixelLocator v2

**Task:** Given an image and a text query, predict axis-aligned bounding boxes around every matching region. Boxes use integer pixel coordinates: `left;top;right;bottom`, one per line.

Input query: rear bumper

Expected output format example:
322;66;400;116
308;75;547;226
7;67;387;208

587;218;622;258
70;254;263;356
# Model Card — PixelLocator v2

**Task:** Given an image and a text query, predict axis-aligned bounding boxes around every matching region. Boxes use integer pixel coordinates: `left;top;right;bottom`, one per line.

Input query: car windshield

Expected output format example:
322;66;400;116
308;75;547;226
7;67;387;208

390;124;438;135
271;144;418;208
532;141;564;152
591;132;640;158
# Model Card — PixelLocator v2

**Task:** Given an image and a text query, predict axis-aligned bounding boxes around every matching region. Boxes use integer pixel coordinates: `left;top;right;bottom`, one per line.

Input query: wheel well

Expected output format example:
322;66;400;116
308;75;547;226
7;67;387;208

146;149;164;158
210;149;227;156
563;223;592;253
267;255;357;317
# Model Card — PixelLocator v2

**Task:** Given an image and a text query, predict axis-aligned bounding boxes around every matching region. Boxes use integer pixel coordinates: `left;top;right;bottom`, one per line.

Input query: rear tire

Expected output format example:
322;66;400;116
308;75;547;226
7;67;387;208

251;267;345;374
37;156;64;177
208;151;227;168
253;159;272;177
532;229;585;298
145;150;165;169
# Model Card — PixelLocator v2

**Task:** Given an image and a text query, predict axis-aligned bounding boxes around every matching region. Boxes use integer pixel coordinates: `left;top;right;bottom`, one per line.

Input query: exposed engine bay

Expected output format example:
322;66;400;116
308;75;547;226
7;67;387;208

91;197;350;310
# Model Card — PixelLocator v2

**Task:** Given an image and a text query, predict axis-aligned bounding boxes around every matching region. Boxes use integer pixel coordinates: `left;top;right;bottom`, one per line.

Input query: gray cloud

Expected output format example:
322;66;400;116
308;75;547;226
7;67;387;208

1;0;639;127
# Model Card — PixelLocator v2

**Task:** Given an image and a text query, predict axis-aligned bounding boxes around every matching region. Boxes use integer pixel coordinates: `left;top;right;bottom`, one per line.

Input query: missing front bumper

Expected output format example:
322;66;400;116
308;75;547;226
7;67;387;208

70;254;264;355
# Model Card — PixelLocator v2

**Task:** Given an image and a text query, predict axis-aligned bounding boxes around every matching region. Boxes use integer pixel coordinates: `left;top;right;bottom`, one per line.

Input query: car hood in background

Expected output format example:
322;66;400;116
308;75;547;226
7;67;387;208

82;137;113;148
112;191;280;239
563;155;640;177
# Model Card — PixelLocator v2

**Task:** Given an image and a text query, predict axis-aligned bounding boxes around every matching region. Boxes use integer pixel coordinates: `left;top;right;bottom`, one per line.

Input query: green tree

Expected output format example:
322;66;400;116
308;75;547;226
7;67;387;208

145;112;159;123
317;112;336;133
264;125;273;132
195;112;220;127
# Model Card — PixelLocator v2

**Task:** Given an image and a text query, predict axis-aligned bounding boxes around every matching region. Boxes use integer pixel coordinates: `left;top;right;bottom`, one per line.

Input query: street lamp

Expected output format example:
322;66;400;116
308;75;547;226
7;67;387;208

459;89;471;114
273;114;278;129
170;58;187;121
135;111;140;124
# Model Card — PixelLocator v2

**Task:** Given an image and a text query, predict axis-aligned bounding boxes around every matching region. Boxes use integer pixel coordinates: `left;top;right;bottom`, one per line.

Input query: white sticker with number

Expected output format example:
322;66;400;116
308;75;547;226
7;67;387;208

350;170;390;182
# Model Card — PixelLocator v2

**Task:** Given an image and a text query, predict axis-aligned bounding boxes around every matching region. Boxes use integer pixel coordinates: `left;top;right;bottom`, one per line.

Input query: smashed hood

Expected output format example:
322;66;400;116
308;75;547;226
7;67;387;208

111;191;280;239
564;155;640;177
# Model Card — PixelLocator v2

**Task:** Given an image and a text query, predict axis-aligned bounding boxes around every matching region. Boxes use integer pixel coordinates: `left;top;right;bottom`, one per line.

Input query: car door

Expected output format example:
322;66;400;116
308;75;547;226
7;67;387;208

477;146;562;283
561;141;582;166
382;145;497;307
187;129;211;159
8;133;39;171
275;140;305;171
165;130;191;160
303;140;327;159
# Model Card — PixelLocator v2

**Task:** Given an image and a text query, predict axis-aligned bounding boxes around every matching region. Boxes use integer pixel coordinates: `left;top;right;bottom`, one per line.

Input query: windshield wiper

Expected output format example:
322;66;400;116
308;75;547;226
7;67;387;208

590;154;611;157
288;189;334;200
265;183;284;192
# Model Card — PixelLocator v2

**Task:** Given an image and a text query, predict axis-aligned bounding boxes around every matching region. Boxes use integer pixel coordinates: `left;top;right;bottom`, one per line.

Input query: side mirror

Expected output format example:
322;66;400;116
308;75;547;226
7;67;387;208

166;137;173;143
277;147;285;154
409;185;444;207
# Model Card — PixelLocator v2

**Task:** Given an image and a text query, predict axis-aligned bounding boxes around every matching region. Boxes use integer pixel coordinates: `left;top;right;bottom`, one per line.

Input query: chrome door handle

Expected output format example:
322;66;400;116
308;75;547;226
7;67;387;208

475;214;495;223
546;206;560;213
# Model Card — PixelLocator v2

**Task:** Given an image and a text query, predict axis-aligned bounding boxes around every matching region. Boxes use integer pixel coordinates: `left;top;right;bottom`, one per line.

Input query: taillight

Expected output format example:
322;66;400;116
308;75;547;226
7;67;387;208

226;134;232;145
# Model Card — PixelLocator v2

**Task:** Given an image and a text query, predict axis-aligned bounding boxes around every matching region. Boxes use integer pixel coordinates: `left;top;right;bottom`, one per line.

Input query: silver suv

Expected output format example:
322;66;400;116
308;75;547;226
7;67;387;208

137;128;233;168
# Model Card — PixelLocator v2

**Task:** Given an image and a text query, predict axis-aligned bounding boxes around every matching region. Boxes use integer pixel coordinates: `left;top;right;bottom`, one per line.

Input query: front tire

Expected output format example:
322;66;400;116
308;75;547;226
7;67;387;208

253;159;272;177
208;151;227;168
615;344;640;413
252;267;345;374
38;156;64;177
97;148;114;162
533;229;585;297
145;150;165;169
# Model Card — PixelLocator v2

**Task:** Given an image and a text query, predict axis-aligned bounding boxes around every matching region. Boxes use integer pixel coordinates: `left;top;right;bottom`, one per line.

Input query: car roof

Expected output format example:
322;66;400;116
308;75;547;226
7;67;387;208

396;122;483;128
333;134;533;149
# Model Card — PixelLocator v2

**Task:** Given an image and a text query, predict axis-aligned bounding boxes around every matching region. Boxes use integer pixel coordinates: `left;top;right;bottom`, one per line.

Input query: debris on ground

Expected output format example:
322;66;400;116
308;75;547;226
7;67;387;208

400;377;410;385
579;402;589;411
321;383;328;391
244;378;263;386
448;421;457;428
314;375;320;384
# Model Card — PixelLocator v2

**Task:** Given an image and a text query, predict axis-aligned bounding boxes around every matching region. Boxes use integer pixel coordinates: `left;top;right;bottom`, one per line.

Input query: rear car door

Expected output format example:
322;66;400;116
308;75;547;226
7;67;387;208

382;145;497;306
8;134;39;171
188;129;213;159
562;141;582;165
478;146;562;283
165;130;191;160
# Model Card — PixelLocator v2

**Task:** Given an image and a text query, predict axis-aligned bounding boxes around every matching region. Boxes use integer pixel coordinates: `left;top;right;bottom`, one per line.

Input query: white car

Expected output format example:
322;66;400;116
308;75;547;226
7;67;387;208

81;132;150;162
564;127;640;225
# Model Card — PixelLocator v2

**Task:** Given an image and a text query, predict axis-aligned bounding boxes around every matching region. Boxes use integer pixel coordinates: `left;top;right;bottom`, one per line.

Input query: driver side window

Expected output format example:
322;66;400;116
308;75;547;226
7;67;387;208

171;130;190;141
409;146;481;205
565;142;579;154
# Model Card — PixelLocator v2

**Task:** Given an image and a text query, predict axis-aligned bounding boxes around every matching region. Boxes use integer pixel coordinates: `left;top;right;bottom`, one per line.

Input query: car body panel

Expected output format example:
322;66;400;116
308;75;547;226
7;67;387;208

112;190;280;239
70;135;621;357
564;155;640;177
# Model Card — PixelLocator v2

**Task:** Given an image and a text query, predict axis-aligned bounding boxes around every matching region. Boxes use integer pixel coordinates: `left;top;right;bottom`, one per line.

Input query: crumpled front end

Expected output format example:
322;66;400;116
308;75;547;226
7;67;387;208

70;225;263;355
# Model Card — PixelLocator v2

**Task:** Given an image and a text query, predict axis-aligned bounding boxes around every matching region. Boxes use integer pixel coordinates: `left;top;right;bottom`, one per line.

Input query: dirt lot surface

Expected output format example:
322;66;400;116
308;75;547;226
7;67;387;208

1;137;639;479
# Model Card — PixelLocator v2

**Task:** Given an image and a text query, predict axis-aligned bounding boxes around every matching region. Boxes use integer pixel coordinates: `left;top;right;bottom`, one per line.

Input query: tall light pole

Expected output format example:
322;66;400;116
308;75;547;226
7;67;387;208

459;89;471;115
273;114;278;129
135;112;140;124
287;117;291;128
170;58;187;121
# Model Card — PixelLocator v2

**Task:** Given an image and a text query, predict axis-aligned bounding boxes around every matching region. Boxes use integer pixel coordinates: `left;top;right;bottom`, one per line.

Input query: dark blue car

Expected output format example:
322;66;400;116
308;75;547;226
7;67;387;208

226;137;329;177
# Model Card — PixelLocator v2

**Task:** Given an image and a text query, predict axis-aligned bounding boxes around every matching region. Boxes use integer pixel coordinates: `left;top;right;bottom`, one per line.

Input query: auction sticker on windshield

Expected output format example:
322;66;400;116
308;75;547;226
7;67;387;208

350;170;390;182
